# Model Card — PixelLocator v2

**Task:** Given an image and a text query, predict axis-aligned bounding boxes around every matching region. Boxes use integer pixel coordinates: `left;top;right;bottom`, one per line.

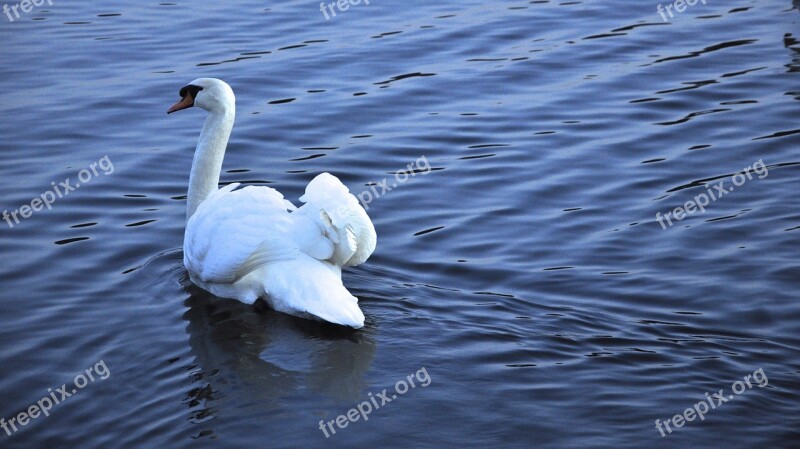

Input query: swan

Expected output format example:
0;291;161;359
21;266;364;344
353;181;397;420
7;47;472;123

167;78;376;328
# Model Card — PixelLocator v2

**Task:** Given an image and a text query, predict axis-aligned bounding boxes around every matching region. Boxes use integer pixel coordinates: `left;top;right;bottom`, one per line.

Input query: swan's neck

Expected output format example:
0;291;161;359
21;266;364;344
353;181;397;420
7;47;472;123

187;108;234;220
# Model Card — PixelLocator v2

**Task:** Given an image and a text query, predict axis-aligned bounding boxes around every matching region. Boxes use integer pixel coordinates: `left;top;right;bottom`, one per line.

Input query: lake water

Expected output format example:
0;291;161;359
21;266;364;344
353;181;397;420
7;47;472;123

0;1;798;448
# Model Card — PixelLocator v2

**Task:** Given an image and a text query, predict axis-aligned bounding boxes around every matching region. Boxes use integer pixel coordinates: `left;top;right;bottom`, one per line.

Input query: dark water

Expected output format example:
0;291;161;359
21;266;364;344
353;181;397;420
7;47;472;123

1;0;799;447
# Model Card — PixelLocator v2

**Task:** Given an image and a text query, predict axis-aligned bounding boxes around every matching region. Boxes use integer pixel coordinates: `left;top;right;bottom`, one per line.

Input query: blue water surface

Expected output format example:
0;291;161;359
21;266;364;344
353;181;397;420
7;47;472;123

0;1;798;447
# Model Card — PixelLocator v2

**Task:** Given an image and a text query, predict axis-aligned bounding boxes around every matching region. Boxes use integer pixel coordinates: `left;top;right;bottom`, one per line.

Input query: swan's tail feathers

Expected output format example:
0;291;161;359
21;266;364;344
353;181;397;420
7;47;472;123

299;173;377;267
260;255;365;328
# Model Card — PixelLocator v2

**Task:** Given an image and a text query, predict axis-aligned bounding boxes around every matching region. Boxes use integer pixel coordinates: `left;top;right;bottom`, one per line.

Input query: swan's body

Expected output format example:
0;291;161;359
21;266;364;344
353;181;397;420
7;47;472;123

169;78;376;328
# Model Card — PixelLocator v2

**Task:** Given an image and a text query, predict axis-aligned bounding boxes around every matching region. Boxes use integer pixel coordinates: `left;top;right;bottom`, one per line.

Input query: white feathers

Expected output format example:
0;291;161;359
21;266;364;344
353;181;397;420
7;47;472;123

298;173;377;267
183;174;377;328
176;79;376;328
295;173;376;270
183;183;297;284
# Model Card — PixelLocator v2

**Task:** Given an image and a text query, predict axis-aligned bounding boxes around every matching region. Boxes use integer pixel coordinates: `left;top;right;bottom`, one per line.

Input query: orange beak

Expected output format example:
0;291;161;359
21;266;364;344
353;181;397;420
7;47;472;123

167;93;194;114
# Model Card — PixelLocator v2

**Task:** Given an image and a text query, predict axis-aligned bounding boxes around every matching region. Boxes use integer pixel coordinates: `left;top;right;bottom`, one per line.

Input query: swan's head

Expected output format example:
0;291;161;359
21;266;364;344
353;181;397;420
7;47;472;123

167;78;235;115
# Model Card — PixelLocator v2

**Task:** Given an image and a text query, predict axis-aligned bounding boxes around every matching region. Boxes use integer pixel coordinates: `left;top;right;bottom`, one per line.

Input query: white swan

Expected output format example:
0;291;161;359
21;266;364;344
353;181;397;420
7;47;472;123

167;78;376;328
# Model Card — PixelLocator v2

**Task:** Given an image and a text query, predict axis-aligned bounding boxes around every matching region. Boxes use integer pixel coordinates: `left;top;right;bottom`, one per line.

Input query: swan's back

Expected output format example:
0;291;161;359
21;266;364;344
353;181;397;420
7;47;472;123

183;183;297;285
183;174;376;328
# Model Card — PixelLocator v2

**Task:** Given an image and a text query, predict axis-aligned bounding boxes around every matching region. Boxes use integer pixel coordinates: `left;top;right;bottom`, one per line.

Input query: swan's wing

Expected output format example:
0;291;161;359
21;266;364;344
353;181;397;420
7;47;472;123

296;173;377;267
183;183;299;284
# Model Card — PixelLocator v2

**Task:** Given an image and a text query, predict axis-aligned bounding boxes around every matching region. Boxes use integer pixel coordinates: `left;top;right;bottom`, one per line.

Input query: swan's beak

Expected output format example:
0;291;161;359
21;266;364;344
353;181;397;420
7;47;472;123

167;94;194;114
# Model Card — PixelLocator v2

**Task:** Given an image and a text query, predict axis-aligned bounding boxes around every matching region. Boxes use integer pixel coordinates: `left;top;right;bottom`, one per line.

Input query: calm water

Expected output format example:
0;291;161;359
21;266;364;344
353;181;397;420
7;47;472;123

1;1;798;447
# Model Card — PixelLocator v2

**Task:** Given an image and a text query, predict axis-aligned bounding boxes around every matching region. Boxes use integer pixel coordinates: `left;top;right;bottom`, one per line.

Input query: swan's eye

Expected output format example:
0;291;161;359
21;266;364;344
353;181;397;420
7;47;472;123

179;85;204;99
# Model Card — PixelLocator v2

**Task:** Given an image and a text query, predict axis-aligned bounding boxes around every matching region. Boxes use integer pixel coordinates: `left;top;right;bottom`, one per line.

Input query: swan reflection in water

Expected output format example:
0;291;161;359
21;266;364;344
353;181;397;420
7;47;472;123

180;279;376;428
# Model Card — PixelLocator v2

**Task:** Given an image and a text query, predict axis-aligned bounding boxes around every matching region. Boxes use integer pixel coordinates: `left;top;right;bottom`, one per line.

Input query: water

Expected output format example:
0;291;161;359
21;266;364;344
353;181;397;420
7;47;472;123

1;1;798;447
